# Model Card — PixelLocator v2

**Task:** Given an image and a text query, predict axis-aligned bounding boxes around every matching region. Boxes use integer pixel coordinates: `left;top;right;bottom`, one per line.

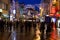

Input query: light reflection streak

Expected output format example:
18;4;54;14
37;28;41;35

11;26;16;40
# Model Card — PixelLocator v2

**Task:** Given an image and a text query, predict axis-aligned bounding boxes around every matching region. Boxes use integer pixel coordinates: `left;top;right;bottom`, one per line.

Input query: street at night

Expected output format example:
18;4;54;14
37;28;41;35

0;0;60;40
0;20;60;40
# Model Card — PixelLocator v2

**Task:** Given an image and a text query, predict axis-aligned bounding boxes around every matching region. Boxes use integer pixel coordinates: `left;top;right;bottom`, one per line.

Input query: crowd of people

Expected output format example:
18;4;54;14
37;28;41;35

0;19;37;33
40;16;57;40
0;16;58;40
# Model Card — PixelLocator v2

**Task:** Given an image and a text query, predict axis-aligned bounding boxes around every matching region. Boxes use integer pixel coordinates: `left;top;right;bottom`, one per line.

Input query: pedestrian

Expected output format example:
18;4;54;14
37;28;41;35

45;15;51;40
40;17;45;40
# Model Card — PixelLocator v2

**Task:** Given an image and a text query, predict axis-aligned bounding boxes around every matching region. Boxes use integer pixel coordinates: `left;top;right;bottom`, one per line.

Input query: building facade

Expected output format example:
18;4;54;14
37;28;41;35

0;0;9;19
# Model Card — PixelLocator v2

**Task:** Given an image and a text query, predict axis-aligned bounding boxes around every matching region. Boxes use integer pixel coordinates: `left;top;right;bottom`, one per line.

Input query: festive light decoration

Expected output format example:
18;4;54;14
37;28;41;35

56;11;60;17
50;0;57;17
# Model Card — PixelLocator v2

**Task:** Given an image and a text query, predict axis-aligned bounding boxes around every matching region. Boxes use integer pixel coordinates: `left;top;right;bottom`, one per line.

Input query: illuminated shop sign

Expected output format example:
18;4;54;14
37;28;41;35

0;9;2;12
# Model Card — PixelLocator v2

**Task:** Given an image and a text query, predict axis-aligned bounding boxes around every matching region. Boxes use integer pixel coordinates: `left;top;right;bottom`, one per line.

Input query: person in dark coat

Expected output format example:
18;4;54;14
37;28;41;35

40;22;45;40
45;16;51;40
40;17;45;40
0;19;4;32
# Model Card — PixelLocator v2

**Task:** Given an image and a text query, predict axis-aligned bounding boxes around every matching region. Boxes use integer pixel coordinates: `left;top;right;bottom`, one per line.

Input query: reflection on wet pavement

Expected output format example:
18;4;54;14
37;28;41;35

0;22;60;40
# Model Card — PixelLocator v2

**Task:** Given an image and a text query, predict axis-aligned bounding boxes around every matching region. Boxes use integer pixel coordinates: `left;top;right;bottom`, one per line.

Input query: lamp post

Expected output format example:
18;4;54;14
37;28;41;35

39;7;44;17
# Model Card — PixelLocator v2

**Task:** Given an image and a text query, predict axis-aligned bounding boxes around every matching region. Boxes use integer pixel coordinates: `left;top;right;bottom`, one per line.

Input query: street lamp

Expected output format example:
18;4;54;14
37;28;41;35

39;7;44;17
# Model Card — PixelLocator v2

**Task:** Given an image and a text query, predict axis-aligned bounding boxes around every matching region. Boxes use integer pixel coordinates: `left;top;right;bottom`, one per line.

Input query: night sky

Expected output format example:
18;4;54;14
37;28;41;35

14;0;43;11
17;0;42;5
